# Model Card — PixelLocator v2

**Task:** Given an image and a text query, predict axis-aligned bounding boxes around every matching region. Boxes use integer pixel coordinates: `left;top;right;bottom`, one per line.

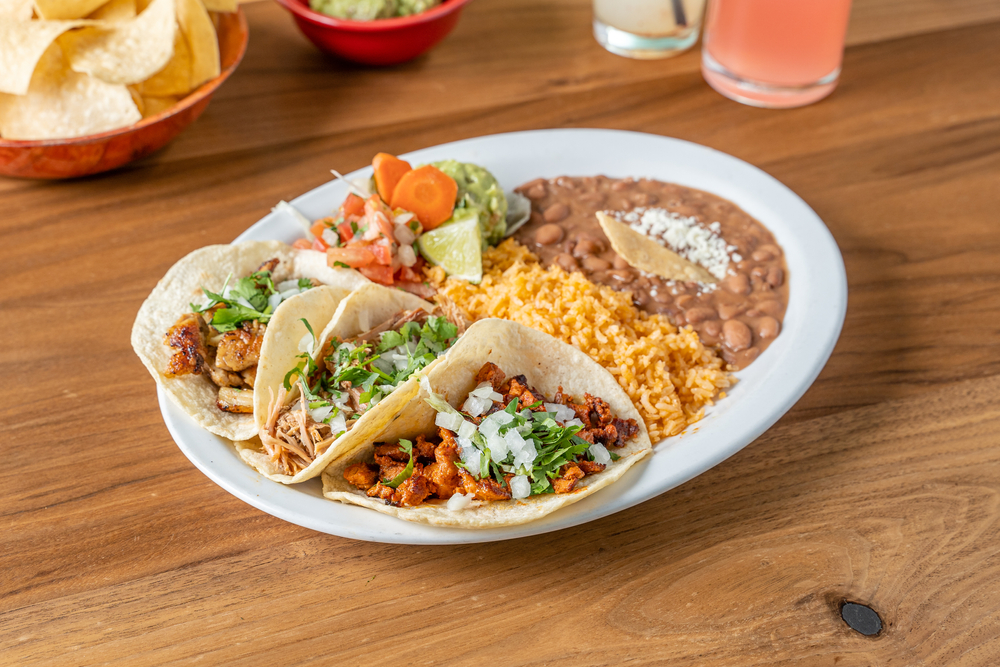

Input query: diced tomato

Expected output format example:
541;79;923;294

397;266;422;283
327;246;376;268
370;244;392;266
337;220;354;243
358;264;394;285
340;193;366;218
292;238;312;250
310;220;329;240
312;238;328;252
374;213;396;242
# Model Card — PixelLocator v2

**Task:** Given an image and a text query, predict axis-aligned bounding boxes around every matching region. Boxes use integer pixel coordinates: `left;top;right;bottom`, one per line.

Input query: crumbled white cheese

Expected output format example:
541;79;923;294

613;207;735;281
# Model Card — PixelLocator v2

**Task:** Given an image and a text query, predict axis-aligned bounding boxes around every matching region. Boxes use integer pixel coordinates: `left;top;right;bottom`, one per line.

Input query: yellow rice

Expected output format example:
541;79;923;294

426;240;732;442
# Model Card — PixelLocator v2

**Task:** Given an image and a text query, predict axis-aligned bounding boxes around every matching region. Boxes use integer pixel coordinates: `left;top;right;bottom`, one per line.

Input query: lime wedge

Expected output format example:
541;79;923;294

417;211;483;283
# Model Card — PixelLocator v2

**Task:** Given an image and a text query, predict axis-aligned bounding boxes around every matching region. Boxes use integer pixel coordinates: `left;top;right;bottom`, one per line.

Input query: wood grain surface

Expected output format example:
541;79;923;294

2;1;1000;664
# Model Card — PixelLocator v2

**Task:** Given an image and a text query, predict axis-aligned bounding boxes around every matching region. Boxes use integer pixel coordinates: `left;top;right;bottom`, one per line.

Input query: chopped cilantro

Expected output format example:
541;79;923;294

382;439;414;488
192;267;313;333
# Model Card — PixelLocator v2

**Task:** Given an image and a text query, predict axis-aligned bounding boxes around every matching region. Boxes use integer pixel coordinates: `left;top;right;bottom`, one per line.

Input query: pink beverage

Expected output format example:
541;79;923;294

701;0;853;108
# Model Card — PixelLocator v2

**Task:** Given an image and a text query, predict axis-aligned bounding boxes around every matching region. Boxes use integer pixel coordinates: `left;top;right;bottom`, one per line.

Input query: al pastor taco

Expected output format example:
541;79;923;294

235;283;470;484
321;319;653;528
131;241;368;440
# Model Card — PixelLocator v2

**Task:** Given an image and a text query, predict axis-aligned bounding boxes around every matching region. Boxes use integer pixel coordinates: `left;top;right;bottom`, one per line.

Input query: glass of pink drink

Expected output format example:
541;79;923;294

701;0;853;108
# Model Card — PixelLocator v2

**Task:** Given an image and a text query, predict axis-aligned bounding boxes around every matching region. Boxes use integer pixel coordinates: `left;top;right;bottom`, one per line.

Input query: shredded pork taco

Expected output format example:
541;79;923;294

234;283;470;483
131;241;369;440
321;319;653;528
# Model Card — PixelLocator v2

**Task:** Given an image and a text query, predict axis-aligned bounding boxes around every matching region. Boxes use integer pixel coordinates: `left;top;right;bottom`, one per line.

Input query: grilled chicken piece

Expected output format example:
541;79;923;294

457;469;511;501
217;387;253;413
475;362;506;392
164;313;208;377
207;364;244;388
344;463;379;489
552;463;585;494
215;321;265;372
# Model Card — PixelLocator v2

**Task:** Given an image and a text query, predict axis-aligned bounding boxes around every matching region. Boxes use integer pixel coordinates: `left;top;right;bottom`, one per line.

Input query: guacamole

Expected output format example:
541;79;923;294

432;160;508;246
309;0;441;20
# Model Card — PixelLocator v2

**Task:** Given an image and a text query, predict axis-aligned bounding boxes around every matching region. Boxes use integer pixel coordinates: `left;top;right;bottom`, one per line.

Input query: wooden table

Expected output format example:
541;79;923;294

3;1;1000;663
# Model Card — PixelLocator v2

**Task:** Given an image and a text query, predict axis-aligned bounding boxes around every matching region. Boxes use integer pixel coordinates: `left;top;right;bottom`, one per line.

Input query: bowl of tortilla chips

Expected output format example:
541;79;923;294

0;0;248;179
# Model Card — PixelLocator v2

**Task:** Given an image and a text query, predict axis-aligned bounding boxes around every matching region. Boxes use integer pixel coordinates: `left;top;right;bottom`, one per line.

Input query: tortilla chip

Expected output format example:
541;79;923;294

88;0;136;20
0;42;141;139
131;242;369;441
0;18;87;95
127;82;143;112
240;283;437;484
140;93;178;117
596;211;718;284
60;0;175;85
177;0;218;89
138;30;191;96
321;319;654;528
201;0;236;11
2;0;36;20
34;0;107;19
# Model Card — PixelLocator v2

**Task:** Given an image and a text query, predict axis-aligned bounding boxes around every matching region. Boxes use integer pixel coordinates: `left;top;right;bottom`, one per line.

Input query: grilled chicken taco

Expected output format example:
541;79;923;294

234;283;470;484
131;241;369;440
321;319;653;528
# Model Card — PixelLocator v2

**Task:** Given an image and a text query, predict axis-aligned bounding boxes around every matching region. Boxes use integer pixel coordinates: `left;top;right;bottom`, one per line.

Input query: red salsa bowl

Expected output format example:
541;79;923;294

0;10;248;180
273;0;473;66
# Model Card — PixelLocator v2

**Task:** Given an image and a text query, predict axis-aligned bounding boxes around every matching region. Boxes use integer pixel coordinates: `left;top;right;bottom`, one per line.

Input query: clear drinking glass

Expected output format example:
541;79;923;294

593;0;708;59
701;0;853;108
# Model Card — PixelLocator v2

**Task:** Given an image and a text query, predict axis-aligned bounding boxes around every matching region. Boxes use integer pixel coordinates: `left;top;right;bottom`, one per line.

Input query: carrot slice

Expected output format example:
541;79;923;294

372;153;412;203
390;165;458;230
327;246;376;268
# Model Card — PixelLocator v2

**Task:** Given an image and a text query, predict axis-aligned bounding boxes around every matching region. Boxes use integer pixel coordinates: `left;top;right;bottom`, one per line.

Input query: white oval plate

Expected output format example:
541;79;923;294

159;129;847;544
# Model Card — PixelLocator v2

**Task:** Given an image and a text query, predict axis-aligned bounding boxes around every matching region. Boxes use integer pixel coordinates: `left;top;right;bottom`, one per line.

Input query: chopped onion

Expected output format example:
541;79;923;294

309;405;333;423
393;222;416;245
487;433;508;463
280;288;301;301
447;492;474;511
490;391;504;402
565;418;585;428
394;211;415;225
589;443;611;465
363;223;381;241
235;296;254;310
545;402;576;422
470;382;496;399
509;475;531;499
298;332;314;355
458;420;477;440
268;292;283;311
435;411;464;433
277;279;301;292
462;394;491;417
397;244;417;267
371;356;395;376
513;441;537;468
327;411;347;435
321;227;339;246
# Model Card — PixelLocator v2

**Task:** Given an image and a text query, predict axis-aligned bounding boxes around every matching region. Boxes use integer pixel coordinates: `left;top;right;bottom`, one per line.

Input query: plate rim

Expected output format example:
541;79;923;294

159;128;847;544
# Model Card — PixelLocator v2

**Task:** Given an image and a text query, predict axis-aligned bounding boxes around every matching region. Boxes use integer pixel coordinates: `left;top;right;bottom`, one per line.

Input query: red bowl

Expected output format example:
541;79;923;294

0;10;249;180
273;0;472;66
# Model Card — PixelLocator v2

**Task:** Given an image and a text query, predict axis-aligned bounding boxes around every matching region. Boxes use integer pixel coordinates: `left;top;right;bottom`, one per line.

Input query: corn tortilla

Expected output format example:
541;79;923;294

131;241;369;441
238;284;440;484
596;211;717;284
321;319;653;528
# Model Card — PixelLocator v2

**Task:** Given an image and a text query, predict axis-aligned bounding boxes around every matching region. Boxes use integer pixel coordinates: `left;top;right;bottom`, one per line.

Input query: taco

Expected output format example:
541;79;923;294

234;283;470;483
131;241;369;440
321;319;653;528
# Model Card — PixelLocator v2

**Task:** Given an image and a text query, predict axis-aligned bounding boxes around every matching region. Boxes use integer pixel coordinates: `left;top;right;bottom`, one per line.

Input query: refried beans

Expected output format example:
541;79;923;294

513;176;789;369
